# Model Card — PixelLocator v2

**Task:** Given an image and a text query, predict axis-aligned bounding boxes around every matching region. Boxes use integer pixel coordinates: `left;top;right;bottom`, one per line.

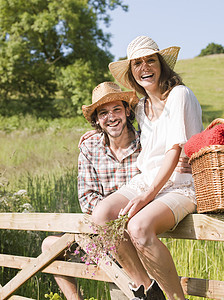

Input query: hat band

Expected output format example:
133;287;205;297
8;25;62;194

129;47;160;60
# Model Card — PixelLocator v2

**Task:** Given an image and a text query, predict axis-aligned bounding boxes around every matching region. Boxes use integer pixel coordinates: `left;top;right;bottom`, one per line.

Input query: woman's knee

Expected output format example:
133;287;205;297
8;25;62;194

127;218;156;248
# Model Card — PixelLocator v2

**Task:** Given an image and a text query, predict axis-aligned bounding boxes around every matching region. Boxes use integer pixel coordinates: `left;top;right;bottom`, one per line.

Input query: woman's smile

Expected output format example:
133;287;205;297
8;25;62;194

141;72;154;80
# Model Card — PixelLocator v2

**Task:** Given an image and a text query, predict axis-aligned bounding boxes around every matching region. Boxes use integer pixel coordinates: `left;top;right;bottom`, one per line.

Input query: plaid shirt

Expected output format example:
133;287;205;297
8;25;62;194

78;130;141;214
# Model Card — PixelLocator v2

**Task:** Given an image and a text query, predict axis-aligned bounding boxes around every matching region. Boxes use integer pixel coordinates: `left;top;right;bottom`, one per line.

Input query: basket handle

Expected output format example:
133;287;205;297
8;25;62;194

205;118;224;131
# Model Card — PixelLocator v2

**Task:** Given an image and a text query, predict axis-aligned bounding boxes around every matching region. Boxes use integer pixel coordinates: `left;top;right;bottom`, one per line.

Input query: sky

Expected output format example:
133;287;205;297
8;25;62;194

102;0;224;61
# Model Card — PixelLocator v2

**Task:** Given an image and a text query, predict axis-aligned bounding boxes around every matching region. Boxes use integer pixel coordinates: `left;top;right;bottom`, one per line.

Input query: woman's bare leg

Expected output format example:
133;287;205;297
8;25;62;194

127;200;185;300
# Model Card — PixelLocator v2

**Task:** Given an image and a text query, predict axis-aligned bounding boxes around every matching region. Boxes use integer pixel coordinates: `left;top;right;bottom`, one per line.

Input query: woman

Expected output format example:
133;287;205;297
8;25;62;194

92;36;203;300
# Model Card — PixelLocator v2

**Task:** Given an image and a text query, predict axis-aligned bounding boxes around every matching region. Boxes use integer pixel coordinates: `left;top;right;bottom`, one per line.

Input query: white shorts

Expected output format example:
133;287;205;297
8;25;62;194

118;186;196;229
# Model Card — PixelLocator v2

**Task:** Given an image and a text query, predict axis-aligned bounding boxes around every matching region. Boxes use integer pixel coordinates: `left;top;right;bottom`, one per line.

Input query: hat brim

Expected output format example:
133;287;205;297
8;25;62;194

109;46;180;90
82;91;139;123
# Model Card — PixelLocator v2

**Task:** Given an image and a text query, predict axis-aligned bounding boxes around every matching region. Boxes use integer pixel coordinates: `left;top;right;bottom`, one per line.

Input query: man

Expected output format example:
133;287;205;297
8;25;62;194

41;81;141;300
79;81;140;214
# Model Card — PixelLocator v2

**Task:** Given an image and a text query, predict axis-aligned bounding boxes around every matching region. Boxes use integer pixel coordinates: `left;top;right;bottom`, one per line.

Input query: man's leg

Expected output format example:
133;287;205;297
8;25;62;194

41;235;83;300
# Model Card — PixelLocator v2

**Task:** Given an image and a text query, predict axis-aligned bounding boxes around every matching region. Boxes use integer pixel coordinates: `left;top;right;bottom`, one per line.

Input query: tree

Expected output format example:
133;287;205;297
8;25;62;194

198;42;224;57
0;0;128;116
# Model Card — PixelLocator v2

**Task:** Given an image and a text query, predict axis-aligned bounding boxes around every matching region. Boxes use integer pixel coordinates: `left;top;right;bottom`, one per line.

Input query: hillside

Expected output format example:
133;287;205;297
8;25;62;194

176;54;224;126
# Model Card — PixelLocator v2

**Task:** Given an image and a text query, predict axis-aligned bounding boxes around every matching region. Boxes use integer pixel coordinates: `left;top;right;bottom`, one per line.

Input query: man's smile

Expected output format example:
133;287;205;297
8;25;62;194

107;120;121;127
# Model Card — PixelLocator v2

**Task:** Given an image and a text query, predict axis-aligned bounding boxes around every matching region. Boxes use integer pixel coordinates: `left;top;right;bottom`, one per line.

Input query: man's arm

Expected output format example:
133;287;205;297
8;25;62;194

78;149;104;214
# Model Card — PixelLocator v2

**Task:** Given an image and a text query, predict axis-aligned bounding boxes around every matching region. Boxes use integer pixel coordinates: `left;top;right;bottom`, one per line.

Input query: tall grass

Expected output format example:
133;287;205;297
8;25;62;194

0;115;91;189
163;238;224;300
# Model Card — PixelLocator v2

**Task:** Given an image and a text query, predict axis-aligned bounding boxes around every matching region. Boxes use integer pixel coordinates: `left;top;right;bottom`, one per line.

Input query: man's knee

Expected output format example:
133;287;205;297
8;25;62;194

92;202;115;225
41;235;61;252
92;205;107;225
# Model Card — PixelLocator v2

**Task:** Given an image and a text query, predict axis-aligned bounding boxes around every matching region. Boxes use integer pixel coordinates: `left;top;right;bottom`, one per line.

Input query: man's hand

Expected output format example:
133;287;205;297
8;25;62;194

78;130;98;147
175;157;192;174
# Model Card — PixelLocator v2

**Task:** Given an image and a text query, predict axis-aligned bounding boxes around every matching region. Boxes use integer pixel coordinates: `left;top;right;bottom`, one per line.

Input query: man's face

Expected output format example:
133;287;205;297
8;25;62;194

96;100;130;139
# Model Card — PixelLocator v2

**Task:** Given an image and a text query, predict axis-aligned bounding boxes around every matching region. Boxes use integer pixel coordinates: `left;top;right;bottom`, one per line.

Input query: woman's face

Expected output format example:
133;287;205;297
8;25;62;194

130;54;161;93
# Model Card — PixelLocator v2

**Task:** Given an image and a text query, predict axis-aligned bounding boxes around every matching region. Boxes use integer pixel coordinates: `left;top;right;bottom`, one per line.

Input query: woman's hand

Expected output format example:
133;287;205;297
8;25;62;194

120;189;155;219
78;130;98;147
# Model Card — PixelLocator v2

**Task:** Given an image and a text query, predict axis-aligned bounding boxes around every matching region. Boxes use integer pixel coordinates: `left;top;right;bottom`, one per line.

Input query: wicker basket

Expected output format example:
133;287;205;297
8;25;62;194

189;119;224;213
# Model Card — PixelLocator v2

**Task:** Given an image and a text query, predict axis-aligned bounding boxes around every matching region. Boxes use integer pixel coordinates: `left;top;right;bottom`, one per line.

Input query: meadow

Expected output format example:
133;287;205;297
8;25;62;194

0;54;224;299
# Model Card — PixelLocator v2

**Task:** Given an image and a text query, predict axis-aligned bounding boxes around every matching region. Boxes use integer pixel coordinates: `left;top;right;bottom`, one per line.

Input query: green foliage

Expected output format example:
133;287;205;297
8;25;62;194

0;29;56;109
0;0;127;115
45;292;63;299
0;114;89;133
56;60;112;115
198;42;224;56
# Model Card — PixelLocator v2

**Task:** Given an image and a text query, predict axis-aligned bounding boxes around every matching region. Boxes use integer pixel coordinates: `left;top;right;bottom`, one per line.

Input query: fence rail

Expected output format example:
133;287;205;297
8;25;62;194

0;213;224;299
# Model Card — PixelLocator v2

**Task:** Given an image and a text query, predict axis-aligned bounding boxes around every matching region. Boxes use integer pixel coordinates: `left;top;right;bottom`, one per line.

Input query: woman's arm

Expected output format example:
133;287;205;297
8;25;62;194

78;130;98;147
121;145;181;218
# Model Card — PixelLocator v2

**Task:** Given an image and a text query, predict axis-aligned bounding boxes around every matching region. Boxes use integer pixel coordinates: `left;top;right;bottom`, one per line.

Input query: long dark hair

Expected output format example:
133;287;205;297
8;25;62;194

126;53;184;99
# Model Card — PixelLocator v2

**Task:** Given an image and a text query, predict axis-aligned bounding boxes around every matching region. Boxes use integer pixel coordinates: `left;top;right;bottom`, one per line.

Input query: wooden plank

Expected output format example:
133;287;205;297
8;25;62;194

0;233;75;300
0;213;92;234
75;234;133;299
1;213;224;241
1;255;224;299
180;276;224;300
8;296;35;300
159;213;224;241
0;254;224;299
0;254;111;282
109;283;128;300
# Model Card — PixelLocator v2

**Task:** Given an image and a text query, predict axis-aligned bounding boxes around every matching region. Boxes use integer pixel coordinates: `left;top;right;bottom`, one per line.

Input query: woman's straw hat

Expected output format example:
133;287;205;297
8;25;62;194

109;35;180;90
82;82;139;123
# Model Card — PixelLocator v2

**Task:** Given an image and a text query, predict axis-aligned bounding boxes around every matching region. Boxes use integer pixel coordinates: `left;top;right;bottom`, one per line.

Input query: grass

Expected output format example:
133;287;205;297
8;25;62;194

0;54;224;299
175;54;224;126
0;115;91;189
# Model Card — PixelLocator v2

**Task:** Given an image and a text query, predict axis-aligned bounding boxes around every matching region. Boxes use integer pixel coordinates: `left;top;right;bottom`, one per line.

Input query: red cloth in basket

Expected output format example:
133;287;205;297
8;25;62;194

184;124;224;158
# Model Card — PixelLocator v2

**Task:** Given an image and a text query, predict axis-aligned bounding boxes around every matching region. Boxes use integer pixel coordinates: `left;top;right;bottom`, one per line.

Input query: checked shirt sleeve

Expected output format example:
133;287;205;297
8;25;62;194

78;146;104;214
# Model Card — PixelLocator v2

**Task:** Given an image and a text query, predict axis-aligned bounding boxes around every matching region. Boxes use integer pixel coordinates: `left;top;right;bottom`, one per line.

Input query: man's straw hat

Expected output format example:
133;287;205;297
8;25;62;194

109;35;180;90
82;82;139;123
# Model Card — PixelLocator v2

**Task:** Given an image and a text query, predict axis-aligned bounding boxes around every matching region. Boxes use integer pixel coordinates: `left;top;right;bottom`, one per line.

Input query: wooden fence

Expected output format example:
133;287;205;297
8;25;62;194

0;213;224;299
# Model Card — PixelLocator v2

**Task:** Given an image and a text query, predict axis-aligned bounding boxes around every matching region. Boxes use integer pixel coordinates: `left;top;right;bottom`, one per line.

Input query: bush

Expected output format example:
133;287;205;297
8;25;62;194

198;42;224;56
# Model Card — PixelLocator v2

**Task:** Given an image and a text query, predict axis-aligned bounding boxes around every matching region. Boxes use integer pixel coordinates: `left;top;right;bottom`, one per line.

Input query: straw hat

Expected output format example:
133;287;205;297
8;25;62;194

109;35;180;90
82;82;139;123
